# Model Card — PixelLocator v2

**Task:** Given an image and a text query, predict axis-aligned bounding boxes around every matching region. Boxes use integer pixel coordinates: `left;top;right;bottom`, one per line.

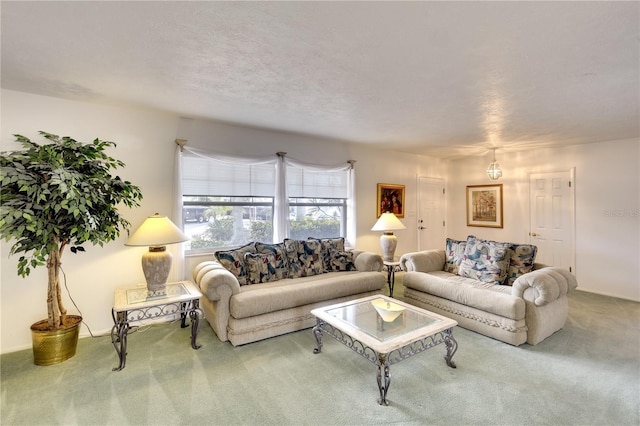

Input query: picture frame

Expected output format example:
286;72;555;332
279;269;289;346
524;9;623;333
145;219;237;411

377;183;405;218
466;184;503;228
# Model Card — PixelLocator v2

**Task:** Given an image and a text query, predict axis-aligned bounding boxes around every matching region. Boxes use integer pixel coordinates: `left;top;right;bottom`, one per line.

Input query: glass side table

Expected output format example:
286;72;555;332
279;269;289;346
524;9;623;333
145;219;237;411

111;280;203;371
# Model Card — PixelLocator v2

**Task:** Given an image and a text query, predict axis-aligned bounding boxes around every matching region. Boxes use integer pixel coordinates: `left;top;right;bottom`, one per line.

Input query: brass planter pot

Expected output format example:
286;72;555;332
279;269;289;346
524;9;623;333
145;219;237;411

30;315;82;366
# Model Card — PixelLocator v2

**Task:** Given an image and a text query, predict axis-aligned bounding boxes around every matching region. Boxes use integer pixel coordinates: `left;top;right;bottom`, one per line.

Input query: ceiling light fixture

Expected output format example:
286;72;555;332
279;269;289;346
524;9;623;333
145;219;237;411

486;148;503;181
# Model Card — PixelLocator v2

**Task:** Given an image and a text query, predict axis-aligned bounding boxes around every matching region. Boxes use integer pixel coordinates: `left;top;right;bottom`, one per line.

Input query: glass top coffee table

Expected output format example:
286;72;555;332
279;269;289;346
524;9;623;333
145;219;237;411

311;295;458;406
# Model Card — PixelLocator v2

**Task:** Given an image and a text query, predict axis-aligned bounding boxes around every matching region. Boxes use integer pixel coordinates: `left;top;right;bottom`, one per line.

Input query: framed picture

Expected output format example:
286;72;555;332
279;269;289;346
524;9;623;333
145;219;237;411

377;183;405;218
466;184;503;228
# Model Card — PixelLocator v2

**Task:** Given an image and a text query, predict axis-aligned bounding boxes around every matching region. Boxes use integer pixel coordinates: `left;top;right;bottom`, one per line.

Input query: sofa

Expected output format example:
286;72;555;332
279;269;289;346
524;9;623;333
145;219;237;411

400;236;578;346
193;237;386;346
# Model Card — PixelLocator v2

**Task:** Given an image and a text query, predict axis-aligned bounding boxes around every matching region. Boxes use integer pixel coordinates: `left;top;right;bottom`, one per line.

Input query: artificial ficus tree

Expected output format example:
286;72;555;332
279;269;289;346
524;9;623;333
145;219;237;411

0;132;143;330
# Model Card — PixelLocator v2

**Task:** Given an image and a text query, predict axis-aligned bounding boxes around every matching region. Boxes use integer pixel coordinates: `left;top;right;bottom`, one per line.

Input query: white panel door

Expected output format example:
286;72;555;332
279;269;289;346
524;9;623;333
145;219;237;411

417;177;446;251
529;170;575;272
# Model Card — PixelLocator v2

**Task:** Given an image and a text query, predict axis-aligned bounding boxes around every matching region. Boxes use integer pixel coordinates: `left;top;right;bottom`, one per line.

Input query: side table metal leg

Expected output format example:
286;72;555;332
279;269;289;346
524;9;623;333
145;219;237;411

443;329;458;368
180;302;189;328
376;353;391;406
312;319;324;354
111;312;129;371
189;301;202;349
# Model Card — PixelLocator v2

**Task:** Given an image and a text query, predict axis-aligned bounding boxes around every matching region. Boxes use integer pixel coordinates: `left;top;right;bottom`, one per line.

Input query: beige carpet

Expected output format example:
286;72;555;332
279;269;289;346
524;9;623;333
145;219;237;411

2;277;638;425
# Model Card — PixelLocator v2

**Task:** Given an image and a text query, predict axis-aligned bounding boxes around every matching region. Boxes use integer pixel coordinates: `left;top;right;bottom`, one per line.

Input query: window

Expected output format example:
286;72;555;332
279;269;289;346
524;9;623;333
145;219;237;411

180;151;353;253
181;155;275;253
183;196;274;251
286;166;349;240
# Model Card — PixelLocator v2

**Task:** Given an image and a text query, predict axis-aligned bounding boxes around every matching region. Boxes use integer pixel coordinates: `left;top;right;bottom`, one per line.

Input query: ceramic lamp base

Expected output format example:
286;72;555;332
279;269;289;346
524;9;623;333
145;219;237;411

141;246;171;298
380;232;397;261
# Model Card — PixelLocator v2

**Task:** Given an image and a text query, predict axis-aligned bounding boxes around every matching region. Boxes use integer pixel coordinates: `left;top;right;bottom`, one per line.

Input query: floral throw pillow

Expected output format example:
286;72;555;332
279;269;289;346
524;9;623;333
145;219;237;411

457;237;511;285
309;237;345;272
505;243;538;286
283;239;324;277
214;242;256;286
327;249;356;271
244;252;279;285
300;239;325;276
255;242;289;280
284;239;305;278
444;238;467;274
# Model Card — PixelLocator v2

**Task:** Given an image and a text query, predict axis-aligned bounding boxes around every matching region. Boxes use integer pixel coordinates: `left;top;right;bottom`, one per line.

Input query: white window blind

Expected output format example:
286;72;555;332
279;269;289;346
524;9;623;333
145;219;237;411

182;155;275;197
287;166;349;198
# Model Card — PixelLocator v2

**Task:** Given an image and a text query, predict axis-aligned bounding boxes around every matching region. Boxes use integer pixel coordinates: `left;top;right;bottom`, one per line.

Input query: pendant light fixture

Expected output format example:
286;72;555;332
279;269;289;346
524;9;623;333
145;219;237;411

486;148;503;181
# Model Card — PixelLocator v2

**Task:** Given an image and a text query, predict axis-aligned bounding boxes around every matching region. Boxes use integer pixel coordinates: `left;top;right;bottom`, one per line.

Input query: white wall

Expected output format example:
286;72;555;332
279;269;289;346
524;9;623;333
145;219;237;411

447;139;640;302
0;90;446;353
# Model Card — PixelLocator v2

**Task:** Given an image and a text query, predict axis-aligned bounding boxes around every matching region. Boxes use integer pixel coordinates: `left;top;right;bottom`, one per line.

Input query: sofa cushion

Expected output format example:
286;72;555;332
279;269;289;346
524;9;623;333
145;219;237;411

230;271;385;319
255;242;289;280
244;252;280;285
215;242;256;286
327;249;356;271
284;239;324;278
403;270;525;320
458;236;511;285
444;238;466;274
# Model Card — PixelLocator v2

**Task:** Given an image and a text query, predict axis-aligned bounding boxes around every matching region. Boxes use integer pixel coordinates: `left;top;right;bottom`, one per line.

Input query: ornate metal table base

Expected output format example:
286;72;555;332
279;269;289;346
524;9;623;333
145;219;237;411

111;299;202;371
313;318;458;406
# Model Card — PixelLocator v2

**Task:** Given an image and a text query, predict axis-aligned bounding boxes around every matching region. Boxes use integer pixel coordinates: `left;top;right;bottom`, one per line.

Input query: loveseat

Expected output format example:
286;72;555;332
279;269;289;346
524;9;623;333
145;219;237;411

193;238;386;346
400;236;578;346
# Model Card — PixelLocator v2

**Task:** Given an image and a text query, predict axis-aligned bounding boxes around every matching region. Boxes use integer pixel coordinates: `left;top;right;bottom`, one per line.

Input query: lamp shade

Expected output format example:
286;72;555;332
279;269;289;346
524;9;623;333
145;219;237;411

371;212;407;232
125;213;189;247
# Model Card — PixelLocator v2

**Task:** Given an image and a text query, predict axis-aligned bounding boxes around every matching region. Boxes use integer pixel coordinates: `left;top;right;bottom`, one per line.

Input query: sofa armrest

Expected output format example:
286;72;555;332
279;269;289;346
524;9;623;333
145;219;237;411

193;260;241;342
400;250;446;273
512;267;578;306
193;260;241;301
351;250;383;272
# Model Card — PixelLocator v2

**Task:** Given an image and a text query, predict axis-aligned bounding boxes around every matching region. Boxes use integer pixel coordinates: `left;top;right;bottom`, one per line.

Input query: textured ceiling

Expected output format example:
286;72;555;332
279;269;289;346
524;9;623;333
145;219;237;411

1;1;638;158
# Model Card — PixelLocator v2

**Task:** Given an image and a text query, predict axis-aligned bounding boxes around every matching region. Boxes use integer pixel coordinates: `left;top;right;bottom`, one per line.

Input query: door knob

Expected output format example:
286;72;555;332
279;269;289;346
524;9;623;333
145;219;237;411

418;226;425;230
529;232;539;237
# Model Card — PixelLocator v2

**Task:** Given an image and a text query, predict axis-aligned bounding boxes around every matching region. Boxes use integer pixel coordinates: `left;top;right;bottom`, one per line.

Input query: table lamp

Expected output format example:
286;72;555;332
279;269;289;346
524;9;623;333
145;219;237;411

125;213;189;298
371;212;406;261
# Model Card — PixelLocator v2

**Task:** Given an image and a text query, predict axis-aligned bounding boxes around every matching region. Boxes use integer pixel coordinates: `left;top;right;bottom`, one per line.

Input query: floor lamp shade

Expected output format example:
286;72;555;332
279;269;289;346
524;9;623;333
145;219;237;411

371;212;406;261
125;213;189;297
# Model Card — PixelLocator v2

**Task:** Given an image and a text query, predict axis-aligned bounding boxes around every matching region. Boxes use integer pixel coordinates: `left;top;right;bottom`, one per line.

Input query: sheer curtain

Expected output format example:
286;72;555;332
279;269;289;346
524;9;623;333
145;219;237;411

182;146;277;167
346;161;356;248
172;143;185;280
274;152;289;242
